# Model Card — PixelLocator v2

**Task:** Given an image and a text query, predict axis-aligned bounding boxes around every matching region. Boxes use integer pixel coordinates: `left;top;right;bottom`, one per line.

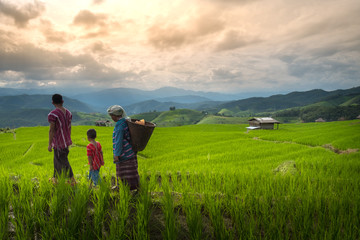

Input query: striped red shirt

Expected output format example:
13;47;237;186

87;142;103;170
48;108;72;149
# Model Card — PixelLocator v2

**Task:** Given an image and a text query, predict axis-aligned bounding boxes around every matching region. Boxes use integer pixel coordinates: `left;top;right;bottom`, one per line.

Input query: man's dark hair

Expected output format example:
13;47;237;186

52;94;63;104
87;129;97;139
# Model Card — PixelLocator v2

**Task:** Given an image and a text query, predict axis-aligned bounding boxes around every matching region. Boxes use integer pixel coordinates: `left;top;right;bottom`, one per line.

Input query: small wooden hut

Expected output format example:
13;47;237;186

95;120;110;126
315;118;325;122
247;117;280;130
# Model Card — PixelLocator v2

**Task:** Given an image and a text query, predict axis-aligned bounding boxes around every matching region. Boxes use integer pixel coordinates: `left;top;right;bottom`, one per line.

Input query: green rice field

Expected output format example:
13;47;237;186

0;120;359;239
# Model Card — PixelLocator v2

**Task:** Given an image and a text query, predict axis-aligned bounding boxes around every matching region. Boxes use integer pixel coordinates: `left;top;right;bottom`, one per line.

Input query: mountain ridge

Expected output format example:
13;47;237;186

0;94;94;113
0;86;359;128
217;87;360;113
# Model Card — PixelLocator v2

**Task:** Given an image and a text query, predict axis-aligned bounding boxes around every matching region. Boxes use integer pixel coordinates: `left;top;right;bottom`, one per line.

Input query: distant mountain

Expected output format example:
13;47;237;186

124;99;223;115
217;87;360;113
0;86;274;112
0;94;94;113
1;86;359;127
155;95;211;103
0;88;27;96
73;87;240;112
74;88;160;112
0;109;109;128
309;93;360;107
0;109;50;128
0;87;104;97
150;87;242;101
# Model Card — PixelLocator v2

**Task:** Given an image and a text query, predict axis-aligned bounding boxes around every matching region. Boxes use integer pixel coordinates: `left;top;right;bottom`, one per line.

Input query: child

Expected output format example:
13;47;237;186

86;129;104;186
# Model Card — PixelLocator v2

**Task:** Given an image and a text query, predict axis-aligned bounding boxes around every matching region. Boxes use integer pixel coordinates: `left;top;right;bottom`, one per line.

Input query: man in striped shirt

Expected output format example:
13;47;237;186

48;94;75;183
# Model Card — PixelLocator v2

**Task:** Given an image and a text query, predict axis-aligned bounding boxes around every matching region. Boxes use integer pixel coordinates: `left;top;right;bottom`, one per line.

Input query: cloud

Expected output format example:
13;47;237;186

72;9;121;39
0;0;45;27
40;20;72;43
147;10;225;50
214;30;261;51
280;50;360;93
198;0;257;7
192;12;225;36
92;0;106;5
72;10;107;28
147;25;188;50
0;40;135;87
206;0;255;3
211;67;242;82
88;41;114;55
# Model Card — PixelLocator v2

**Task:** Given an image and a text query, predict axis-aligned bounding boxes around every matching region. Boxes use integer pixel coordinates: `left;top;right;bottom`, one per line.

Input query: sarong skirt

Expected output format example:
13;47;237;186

116;155;139;190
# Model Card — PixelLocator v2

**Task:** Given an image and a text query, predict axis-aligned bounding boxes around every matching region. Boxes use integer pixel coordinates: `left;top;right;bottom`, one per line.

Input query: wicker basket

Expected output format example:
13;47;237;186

126;119;156;152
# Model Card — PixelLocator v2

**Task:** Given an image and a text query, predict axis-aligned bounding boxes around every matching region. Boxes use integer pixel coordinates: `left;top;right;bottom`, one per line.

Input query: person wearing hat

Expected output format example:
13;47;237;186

107;105;139;191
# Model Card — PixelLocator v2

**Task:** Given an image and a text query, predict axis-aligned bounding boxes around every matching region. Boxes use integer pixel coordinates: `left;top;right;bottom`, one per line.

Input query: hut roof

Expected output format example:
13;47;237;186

248;117;280;124
315;118;325;122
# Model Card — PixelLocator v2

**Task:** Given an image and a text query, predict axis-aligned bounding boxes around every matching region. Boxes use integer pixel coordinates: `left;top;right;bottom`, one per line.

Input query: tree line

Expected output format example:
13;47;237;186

274;105;360;122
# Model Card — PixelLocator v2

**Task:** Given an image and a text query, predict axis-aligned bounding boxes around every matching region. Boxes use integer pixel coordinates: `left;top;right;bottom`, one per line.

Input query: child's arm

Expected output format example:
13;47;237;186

100;150;105;165
88;156;94;170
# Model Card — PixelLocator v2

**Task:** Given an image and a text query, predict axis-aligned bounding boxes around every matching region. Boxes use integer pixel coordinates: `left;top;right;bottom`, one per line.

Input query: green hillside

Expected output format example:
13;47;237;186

217;108;235;117
217;86;360;114
341;95;360;106
273;105;360;122
197;115;248;124
151;109;205;126
130;111;162;122
72;112;112;126
309;94;360;107
219;89;329;112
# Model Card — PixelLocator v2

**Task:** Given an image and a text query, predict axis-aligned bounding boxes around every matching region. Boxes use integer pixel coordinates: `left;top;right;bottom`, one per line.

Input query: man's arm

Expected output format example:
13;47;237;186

88;156;94;170
48;122;55;152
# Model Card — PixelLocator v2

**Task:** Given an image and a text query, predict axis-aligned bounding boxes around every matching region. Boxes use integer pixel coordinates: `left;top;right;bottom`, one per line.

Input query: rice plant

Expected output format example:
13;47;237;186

10;175;37;239
161;175;179;240
204;192;232;240
108;181;131;240
182;190;203;240
66;176;91;239
92;177;111;239
133;174;153;240
0;173;11;240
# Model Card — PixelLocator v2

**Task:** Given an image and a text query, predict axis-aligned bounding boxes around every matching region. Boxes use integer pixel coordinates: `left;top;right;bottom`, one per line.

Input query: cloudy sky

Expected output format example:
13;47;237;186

0;0;359;93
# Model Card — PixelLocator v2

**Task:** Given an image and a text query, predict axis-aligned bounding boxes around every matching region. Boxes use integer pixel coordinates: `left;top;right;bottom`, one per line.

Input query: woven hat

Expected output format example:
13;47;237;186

107;105;127;117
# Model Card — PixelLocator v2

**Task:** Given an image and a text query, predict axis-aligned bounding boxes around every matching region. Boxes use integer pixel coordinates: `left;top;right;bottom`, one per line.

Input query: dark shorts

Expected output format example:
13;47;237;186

116;155;139;190
53;148;74;178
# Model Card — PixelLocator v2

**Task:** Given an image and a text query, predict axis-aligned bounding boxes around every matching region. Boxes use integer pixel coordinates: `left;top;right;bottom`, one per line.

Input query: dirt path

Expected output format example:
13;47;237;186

23;143;34;156
252;137;358;154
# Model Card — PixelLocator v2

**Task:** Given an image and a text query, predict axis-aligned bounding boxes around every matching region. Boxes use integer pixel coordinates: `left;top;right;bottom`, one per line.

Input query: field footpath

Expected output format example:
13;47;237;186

22;143;34;157
252;137;359;154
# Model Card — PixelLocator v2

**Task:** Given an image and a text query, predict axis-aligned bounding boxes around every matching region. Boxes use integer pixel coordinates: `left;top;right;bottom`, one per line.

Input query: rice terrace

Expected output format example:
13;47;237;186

1;120;360;239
